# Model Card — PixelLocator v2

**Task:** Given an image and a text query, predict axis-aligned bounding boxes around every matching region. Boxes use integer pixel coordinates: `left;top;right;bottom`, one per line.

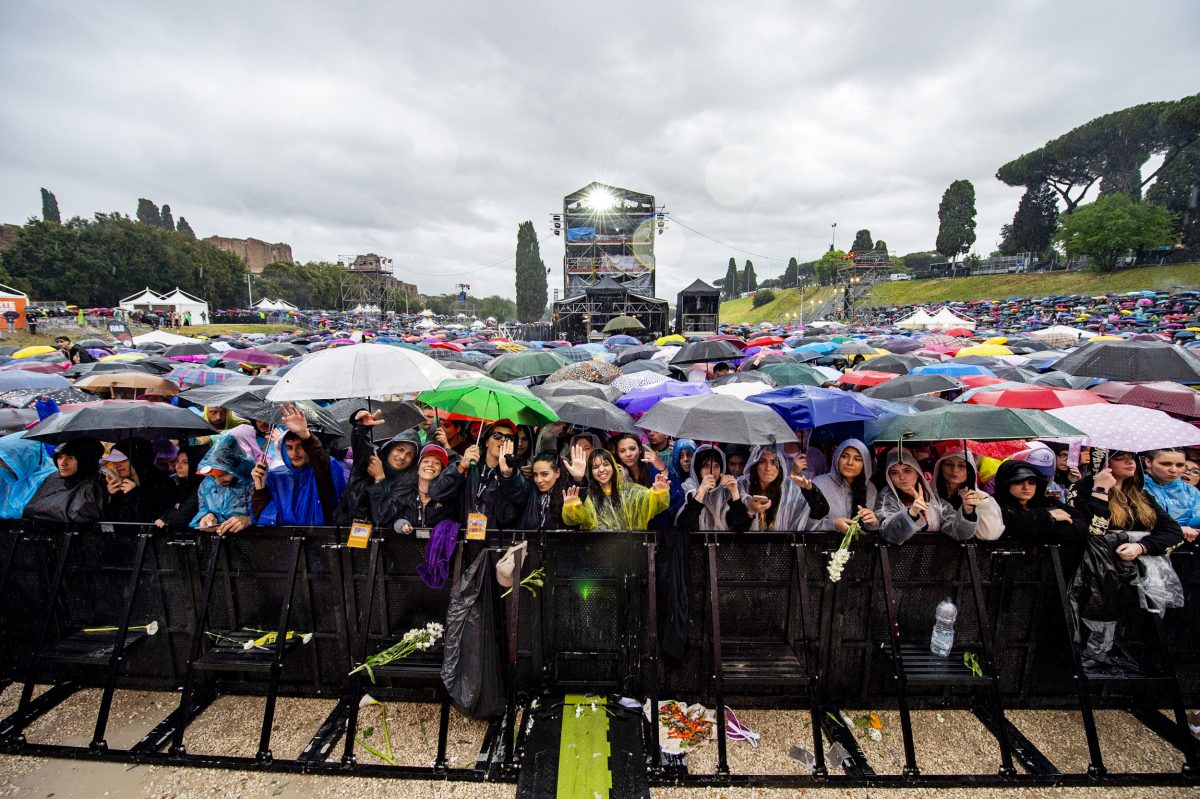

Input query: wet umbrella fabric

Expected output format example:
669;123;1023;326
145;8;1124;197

602;315;645;333
639;393;796;445
531;380;622;403
747;385;882;430
543;395;637;434
861;373;963;400
26;403;217;443
1047;404;1200;451
1089;380;1200;418
268;343;455;401
1052;340;1200;383
669;339;743;366
615;381;711;416
873;404;1084;443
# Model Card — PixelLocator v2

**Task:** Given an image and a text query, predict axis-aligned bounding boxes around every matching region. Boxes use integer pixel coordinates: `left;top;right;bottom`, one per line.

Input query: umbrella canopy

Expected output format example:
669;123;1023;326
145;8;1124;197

615;344;661;366
669;339;743;366
531;380;622;403
639;393;797;444
603;334;640;348
0;387;99;408
168;365;249;388
12;346;56;359
268;343;455;401
710;371;778;388
602;315;646;333
417;377;558;426
711;382;773;400
179;385;346;433
836;340;880;356
543;394;637;433
611;371;671;394
874;404;1084;443
655;334;687;346
161;342;218;358
325;399;425;439
955;344;1013;357
1053;340;1200;383
486;350;569;381
1033;371;1105;390
26;403;217;444
74;371;180;394
544;360;621;385
219;347;289;368
861;373;963;400
259;342;309;357
0;372;72;391
835;370;897;389
616;381;711;416
910;363;996;378
758;363;827;387
1088;381;1200;418
620;359;672;376
747;385;882;430
1047;404;1200;451
853;354;933;375
965;385;1108;410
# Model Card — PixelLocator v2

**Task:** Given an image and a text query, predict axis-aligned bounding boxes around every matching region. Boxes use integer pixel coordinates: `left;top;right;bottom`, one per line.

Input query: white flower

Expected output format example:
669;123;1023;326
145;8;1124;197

360;693;380;709
301;633;313;644
144;621;159;636
867;727;882;742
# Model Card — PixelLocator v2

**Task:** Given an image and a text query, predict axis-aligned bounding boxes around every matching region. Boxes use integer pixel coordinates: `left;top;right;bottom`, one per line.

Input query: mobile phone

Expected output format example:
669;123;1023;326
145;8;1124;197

752;494;769;503
1067;440;1081;469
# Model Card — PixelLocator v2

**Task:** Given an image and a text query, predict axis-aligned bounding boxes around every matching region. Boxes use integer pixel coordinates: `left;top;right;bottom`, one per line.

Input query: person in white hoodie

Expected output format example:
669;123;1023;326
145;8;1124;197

932;450;1004;540
877;449;978;544
736;445;830;532
810;439;879;533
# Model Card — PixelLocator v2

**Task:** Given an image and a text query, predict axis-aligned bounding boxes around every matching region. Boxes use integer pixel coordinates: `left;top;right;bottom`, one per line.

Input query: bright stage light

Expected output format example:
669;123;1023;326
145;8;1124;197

585;189;616;211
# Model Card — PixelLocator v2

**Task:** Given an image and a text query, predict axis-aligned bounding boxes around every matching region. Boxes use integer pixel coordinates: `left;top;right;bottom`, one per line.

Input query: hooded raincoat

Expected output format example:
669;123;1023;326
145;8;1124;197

735;445;829;532
562;449;669;531
931;450;1004;541
810;440;878;532
253;433;346;526
191;436;256;527
24;437;106;524
103;438;178;523
877;449;977;544
0;431;57;519
1141;472;1200;528
677;445;753;532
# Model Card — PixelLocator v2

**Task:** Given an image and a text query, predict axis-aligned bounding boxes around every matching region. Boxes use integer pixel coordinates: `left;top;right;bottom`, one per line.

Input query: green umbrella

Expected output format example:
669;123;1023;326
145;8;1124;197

486;350;570;382
602;315;645;333
759;363;827;387
873;404;1084;443
417;377;559;427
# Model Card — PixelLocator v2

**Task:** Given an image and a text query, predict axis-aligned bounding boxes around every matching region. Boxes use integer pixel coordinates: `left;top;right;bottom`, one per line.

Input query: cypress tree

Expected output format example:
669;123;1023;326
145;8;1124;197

936;180;978;258
744;260;757;291
177;217;195;238
723;257;738;300
40;188;61;224
136;198;163;227
514;220;548;322
160;204;175;231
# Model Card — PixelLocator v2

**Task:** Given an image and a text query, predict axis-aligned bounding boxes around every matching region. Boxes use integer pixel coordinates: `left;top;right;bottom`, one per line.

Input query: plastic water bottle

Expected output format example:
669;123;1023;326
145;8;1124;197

930;597;957;657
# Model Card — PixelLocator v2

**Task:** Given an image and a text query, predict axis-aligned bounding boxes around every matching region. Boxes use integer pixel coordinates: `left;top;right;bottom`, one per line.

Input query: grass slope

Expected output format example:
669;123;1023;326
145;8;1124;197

719;286;837;324
865;263;1200;306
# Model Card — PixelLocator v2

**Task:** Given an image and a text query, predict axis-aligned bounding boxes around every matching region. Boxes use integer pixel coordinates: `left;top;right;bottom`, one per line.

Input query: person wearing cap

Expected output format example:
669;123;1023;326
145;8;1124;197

389;444;462;533
252;403;346;526
457;420;521;531
192;434;256;533
101;438;177;523
992;459;1084;545
1011;443;1068;503
24;437;106;523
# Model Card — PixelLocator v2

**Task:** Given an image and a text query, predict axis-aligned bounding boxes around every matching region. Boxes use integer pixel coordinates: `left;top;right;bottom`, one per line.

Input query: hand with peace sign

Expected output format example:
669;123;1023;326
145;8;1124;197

908;483;930;519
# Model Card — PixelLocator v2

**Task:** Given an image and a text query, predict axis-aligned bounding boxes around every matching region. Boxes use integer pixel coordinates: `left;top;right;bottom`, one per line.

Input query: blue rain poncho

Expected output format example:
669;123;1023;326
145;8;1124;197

255;434;347;526
191;437;256;527
0;431;57;518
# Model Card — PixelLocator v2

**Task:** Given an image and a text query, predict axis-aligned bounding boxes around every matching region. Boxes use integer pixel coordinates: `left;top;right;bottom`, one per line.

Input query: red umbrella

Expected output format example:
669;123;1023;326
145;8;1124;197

966;386;1108;410
1089;380;1200;419
959;375;1009;389
706;334;747;350
430;341;464;352
747;335;785;347
945;328;975;337
835;370;896;389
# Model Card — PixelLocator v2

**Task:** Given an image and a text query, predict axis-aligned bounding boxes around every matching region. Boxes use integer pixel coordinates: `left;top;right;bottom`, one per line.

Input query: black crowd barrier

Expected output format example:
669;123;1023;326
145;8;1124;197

0;521;1197;788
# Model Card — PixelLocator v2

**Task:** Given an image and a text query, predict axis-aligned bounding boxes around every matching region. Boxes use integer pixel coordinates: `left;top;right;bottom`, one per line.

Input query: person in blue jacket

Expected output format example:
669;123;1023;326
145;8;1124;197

0;431;57;518
192;436;256;534
1141;448;1200;543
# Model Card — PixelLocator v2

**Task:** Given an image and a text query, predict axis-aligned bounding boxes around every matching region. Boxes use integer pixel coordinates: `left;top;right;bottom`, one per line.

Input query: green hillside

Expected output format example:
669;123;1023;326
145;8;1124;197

719;286;837;324
865;263;1200;306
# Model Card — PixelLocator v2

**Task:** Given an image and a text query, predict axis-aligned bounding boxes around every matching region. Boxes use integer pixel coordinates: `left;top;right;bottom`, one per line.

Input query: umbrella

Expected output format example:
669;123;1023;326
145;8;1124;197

611;371;671;393
711;382;773;400
861;373;963;400
1089;381;1200;418
326;398;426;439
544;361;621;385
12;346;56;359
603;335;640;348
758;363;827;387
0;387;100;408
965;385;1108;410
168;365;249;388
1047;405;1200;451
26;403;217;444
1052;340;1200;383
486;350;569;382
531;380;622;403
746;335;785;348
710;371;778;388
2;361;66;375
0;372;72;391
615;344;661;366
1033;371;1105;390
602;315;645;333
0;408;40;432
835;370;897;389
620;360;672;376
638;393;796;445
956;344;1013;357
259;342;309;357
417;377;558;426
873;404;1084;443
219;348;289;368
268;343;455;401
616;381;711;416
910;363;996;378
655;334;686;346
853;354;932;375
898;395;953;411
543;395;637;433
836;341;879;356
669;339;743;366
179;385;346;433
74;371;180;395
747;385;882;430
161;342;218;358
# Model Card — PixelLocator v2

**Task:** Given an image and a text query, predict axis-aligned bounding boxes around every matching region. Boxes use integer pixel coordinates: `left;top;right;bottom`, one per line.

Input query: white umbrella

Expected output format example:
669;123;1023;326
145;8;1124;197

266;343;454;401
1046;404;1200;451
712;382;772;400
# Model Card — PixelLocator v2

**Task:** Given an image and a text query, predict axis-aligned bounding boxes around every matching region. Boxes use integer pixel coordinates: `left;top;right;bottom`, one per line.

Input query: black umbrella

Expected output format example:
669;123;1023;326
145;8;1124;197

0;408;40;432
738;353;793;371
897;395;953;411
162;342;218;358
0;387;100;408
620;360;672;376
326;398;425;439
1033;371;1104;389
544;395;637;434
852;354;932;375
988;364;1039;383
26;403;217;444
669;339;743;366
1053;340;1200;383
530;380;622;403
178;385;346;434
615;344;660;366
638;393;796;445
260;342;308;357
862;373;964;400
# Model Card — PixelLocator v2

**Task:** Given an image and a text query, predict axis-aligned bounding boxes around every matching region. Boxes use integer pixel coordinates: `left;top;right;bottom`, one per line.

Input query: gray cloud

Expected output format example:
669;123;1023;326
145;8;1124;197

2;1;1197;302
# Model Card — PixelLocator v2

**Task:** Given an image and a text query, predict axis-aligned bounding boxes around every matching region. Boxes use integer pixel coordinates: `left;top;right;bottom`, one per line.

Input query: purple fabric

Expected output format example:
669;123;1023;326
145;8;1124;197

418;519;460;589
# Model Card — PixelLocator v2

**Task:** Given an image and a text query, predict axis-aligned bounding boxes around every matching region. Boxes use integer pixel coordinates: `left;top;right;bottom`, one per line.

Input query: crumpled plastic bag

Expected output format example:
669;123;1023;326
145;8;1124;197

1127;531;1185;616
441;550;505;719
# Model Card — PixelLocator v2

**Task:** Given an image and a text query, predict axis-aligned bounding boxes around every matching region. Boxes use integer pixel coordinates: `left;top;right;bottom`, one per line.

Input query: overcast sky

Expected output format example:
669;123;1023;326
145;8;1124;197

2;1;1198;301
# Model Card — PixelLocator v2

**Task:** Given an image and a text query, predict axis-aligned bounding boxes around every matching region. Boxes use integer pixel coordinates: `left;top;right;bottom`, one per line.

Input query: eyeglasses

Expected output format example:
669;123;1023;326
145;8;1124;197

1186;468;1200;475
491;432;515;442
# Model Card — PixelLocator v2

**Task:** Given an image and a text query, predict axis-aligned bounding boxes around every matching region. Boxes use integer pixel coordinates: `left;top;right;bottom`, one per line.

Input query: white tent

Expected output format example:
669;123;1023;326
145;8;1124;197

159;288;209;322
416;317;437;330
419;308;435;317
349;304;381;314
930;307;977;330
118;288;166;312
895;309;936;329
470;319;486;330
131;329;204;346
254;298;298;312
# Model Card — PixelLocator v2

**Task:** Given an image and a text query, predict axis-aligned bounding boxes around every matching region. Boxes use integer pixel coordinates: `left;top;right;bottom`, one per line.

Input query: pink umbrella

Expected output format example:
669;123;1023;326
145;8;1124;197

219;348;289;367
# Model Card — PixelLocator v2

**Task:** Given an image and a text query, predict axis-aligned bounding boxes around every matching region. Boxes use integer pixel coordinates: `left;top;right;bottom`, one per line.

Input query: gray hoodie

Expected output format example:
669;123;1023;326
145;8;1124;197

810;439;878;532
877;449;976;544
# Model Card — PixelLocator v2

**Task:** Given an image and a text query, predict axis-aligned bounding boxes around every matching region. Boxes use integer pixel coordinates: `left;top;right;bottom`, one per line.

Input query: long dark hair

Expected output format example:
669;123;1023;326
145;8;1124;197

611;433;649;486
749;449;784;529
588;449;621;510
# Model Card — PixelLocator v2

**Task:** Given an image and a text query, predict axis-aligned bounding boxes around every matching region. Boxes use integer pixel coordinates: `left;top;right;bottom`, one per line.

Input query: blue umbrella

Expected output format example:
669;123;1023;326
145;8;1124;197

808;394;919;446
615;381;710;415
910;363;997;378
747;385;882;430
604;335;640;348
795;341;839;355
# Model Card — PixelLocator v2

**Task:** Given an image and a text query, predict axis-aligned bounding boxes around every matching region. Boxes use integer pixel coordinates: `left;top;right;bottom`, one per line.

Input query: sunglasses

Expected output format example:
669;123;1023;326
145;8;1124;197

491;432;515;442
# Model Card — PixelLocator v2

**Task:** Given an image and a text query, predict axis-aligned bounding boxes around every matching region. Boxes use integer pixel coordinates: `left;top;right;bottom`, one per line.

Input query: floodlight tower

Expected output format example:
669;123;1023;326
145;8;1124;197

556;182;662;297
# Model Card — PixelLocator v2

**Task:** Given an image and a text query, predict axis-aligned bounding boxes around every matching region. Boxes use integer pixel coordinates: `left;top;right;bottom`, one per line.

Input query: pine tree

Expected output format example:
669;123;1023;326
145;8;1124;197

744;260;758;291
783;257;799;288
514;220;548;322
176;217;195;238
851;229;873;253
160;204;175;231
136;198;163;227
874;239;888;253
936;180;978;258
999;183;1060;256
40;188;61;224
723;258;738;300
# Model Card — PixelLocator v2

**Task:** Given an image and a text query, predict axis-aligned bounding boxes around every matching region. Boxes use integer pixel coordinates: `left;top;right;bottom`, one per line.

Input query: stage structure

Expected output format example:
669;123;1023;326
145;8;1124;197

551;181;668;341
338;254;418;316
675;278;721;336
